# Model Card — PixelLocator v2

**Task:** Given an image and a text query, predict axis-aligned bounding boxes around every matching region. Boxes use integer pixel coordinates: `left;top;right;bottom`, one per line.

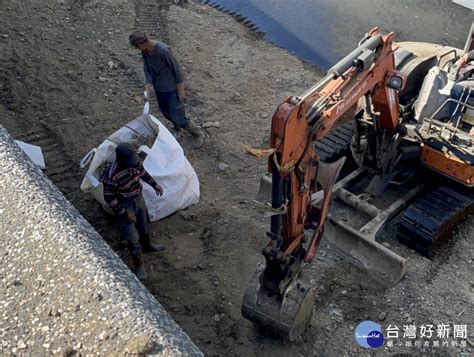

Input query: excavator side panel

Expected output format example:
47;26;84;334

419;145;474;186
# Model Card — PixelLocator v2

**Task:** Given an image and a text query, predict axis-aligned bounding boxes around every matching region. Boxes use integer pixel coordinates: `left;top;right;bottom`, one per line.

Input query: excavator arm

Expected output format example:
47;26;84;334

242;28;406;340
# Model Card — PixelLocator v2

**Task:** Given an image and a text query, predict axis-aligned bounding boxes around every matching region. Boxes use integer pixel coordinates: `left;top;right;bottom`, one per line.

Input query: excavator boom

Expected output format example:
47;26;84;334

242;28;409;340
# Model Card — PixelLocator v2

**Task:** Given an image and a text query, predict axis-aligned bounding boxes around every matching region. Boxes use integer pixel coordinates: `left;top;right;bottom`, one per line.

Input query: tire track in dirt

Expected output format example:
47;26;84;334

1;64;81;206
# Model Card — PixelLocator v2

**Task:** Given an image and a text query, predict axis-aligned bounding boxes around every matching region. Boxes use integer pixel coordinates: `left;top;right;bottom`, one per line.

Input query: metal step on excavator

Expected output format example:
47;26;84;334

242;23;474;340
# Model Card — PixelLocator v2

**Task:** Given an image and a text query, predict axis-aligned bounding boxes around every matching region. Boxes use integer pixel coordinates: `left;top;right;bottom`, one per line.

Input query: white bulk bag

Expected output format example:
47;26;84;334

80;104;200;221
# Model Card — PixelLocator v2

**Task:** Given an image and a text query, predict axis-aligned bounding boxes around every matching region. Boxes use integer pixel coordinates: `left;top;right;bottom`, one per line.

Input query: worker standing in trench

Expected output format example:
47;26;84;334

129;30;204;149
103;143;165;280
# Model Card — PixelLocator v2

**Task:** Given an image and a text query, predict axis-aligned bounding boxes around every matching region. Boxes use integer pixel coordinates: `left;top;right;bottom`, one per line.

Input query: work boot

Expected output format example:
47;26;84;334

133;254;148;280
186;119;204;149
172;127;183;140
140;234;166;253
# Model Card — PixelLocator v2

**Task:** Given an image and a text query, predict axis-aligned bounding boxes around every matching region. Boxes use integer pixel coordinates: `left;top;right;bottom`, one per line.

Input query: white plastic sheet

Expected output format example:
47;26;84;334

80;104;200;221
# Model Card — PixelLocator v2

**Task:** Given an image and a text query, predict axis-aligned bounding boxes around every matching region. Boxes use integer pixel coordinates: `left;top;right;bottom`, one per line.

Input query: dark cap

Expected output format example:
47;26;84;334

129;30;148;46
115;143;140;168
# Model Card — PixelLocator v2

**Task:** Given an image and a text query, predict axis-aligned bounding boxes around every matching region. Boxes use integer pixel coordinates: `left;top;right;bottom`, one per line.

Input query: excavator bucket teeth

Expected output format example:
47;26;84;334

241;263;315;341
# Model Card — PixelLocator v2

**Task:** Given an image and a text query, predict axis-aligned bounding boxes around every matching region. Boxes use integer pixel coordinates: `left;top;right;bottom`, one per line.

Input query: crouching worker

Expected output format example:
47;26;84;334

103;143;165;280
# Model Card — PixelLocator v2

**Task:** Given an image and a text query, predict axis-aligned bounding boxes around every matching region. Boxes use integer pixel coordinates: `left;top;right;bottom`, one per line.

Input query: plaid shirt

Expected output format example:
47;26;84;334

103;161;158;216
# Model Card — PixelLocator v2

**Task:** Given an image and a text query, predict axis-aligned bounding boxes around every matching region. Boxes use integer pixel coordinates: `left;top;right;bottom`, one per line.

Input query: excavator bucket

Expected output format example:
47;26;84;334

241;263;316;341
243;159;345;340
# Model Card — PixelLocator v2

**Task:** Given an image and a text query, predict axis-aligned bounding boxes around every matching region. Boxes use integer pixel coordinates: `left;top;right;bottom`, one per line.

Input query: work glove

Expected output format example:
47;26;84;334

155;185;164;197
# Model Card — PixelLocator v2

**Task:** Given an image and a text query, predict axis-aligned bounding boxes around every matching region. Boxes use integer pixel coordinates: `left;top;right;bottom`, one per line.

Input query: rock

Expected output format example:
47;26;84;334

43;343;50;348
213;280;219;287
407;317;413;324
341;290;347;295
218;162;229;171
98;76;107;82
48;307;60;317
378;311;387;321
213;314;221;322
199;228;212;240
180;211;192;221
41;325;50;332
2;34;9;38
107;60;117;69
99;332;109;340
197;263;207;270
202;121;221;128
17;339;27;349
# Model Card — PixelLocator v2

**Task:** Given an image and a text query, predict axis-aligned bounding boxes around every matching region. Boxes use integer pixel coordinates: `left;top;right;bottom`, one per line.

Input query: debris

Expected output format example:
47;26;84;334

15;140;45;170
457;306;467;317
134;96;143;103
99;332;109;341
199;228;212;240
180;211;192;221
218;162;229;171
197;263;207;270
73;342;82;350
241;143;276;158
202;121;221;128
378;311;387;321
17;340;27;349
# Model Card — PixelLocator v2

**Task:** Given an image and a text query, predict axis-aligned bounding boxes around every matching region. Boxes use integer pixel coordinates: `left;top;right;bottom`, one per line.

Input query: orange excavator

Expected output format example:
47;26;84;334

242;26;474;340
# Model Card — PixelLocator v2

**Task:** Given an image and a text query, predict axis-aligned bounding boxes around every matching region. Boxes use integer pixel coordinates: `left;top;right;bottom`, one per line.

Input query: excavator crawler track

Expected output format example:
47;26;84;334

397;186;474;257
315;123;354;163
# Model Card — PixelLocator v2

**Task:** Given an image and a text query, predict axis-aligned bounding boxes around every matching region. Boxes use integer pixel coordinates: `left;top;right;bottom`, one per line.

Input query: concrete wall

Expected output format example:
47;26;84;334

0;126;202;356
